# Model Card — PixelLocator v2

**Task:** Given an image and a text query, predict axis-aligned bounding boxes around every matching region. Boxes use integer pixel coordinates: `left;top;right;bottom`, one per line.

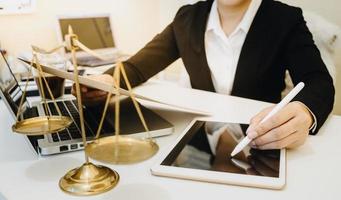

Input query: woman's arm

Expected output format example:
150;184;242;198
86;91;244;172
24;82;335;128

245;8;335;150
74;7;187;104
283;8;335;134
104;9;185;87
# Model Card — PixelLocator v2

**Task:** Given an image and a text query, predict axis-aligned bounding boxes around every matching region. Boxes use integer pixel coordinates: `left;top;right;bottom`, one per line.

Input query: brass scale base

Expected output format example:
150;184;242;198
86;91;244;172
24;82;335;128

59;162;119;195
59;136;158;195
11;27;159;196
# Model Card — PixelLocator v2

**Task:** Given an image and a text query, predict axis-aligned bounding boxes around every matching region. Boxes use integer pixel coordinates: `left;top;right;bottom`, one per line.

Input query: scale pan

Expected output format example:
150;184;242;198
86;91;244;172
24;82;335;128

12;116;72;135
85;136;159;164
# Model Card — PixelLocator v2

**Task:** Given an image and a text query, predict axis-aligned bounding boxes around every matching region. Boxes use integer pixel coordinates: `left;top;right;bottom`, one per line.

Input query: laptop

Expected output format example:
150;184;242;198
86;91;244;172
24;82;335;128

0;52;174;156
56;13;126;67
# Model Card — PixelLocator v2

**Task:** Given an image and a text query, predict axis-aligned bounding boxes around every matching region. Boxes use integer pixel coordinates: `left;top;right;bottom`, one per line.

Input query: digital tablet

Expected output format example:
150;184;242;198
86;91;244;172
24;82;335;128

151;119;286;189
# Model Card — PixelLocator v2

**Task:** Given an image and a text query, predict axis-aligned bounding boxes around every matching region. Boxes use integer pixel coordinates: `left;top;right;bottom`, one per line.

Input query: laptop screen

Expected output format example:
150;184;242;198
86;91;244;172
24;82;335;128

58;16;115;52
0;53;27;117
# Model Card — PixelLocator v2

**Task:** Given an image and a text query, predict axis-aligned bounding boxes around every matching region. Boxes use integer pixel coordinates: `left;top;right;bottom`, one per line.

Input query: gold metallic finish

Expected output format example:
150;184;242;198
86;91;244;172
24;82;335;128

35;57;63;116
20;26;159;195
59;26;119;196
94;92;112;139
68;25;89;164
12;52;72;135
118;63;152;139
15;58;33;121
59;162;119;196
114;65;121;138
86;62;159;164
31;45;65;55
12;116;72;135
85;136;159;164
35;54;51;116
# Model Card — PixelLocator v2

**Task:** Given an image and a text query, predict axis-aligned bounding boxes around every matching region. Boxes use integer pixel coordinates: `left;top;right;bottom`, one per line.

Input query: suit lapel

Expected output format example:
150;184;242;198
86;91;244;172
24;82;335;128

188;0;216;92
231;0;270;97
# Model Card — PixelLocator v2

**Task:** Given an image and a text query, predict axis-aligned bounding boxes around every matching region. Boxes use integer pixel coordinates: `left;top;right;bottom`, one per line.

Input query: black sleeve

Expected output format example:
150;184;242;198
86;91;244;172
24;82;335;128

283;8;335;134
104;10;182;88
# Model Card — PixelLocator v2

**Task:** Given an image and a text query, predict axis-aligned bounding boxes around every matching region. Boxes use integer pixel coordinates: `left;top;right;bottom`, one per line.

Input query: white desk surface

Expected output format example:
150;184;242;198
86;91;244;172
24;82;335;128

0;82;341;200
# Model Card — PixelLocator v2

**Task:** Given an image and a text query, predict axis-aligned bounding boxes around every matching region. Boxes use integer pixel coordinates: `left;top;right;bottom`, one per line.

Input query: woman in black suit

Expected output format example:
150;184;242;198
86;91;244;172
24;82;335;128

74;0;334;150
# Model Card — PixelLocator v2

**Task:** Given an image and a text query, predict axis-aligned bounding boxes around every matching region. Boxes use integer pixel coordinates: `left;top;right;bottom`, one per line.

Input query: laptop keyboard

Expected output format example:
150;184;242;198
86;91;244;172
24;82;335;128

23;106;39;120
37;100;114;143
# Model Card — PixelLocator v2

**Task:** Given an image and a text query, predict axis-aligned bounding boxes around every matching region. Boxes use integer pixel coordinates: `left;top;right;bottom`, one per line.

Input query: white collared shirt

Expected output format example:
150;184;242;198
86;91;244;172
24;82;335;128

205;0;262;95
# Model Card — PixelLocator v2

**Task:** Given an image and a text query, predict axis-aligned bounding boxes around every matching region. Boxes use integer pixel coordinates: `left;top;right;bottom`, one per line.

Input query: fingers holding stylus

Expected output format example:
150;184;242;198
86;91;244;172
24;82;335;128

247;106;274;135
249;103;297;138
230;83;306;156
247;101;313;150
252;119;296;147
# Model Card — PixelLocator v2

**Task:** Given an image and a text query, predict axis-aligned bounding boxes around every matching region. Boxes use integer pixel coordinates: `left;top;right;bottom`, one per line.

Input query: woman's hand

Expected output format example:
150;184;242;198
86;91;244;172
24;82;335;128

71;74;114;106
247;101;313;150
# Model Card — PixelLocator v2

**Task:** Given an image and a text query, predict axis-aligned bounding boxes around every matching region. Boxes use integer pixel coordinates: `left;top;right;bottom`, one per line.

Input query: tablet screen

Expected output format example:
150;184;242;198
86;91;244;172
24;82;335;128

161;121;280;178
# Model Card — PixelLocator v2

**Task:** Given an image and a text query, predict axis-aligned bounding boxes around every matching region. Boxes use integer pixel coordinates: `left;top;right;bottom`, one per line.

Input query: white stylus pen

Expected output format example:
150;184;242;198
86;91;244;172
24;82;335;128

230;82;305;157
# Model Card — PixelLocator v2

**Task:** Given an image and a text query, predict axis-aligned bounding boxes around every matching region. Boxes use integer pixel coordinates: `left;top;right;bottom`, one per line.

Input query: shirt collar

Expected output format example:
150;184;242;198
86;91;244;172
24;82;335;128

206;0;262;36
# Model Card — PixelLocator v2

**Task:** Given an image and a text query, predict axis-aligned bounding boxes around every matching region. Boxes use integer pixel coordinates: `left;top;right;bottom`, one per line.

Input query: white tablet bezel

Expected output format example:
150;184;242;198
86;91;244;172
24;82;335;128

151;118;286;190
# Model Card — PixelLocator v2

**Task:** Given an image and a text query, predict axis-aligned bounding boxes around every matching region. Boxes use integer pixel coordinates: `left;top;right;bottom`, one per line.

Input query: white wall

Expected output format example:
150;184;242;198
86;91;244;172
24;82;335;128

0;0;160;55
280;0;341;27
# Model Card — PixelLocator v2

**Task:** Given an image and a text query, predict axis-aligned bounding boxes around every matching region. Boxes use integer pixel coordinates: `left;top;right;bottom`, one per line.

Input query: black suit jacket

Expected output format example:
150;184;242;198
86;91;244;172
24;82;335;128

108;0;334;134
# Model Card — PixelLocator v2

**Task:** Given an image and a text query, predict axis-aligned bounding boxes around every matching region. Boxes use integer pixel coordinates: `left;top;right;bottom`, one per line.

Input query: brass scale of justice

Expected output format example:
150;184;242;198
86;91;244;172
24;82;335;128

12;26;159;196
